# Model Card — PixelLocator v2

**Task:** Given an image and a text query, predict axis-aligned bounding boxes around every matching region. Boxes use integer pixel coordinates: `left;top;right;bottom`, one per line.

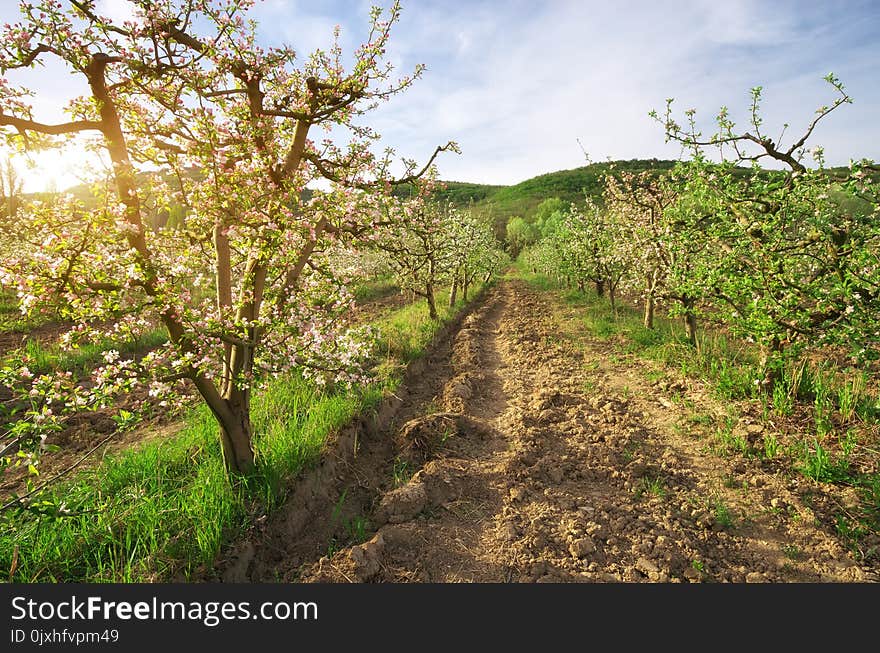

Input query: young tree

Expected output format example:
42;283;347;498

604;170;675;330
565;200;630;316
0;156;22;222
0;0;454;475
447;206;505;305
372;196;453;320
521;236;565;284
504;215;537;257
605;166;717;345
654;75;880;380
531;199;631;313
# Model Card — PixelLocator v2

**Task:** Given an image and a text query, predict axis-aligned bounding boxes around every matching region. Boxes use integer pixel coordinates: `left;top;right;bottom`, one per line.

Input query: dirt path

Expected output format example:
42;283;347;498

229;279;876;583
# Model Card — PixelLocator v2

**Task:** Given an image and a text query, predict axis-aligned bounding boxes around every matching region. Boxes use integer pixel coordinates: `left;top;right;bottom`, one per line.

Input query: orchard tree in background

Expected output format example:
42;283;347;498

372;196;505;318
447;206;506;306
525;198;631;313
0;0;455;475
654;75;880;383
372;195;452;321
605;166;717;346
604;170;676;331
563;200;631;317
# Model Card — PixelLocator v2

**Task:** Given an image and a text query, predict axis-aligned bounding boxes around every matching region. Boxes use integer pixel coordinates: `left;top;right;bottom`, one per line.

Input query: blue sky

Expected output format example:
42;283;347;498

2;0;879;190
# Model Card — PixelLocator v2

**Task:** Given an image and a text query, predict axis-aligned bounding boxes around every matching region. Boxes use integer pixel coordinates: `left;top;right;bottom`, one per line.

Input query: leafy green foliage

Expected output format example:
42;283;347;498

504;215;537;256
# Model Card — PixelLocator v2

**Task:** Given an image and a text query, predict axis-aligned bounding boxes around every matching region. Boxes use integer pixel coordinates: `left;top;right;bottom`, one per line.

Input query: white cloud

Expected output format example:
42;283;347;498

95;0;137;25
366;0;880;183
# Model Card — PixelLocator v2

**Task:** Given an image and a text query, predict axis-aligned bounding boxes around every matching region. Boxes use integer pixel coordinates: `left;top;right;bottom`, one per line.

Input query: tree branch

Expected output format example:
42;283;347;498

390;142;458;186
0;113;103;136
70;1;132;37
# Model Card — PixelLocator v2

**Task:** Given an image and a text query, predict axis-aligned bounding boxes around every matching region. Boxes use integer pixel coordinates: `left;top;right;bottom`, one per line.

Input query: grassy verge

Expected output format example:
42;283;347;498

516;263;880;561
1;282;485;582
373;286;468;368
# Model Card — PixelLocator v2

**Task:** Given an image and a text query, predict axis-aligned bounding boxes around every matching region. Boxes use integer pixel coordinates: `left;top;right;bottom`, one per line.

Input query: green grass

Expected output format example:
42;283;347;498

373;285;477;369
351;274;397;303
635;475;667;500
1;372;369;582
0;282;486;582
9;329;169;377
392;457;414;488
519;267;880;429
712;497;736;529
517;266;762;402
762;433;780;459
0;294;19;317
0;294;55;334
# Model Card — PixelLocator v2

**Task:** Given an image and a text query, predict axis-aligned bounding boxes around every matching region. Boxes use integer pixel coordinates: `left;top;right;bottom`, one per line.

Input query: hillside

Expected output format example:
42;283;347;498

435;160;875;238
434;158;677;237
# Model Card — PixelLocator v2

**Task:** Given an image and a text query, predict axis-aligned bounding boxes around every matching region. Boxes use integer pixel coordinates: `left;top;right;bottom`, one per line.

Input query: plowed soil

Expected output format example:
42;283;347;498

220;279;878;583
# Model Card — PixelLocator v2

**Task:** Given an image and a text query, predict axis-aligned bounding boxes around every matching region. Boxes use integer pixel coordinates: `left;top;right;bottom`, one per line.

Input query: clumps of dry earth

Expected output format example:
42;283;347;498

221;279;878;583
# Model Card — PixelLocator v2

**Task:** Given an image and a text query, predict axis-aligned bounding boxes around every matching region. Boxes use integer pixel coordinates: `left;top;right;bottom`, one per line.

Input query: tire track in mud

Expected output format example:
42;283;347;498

228;279;875;583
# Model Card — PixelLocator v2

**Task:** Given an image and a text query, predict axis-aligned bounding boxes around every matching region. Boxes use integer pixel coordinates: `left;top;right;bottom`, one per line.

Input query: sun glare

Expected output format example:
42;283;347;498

6;145;107;195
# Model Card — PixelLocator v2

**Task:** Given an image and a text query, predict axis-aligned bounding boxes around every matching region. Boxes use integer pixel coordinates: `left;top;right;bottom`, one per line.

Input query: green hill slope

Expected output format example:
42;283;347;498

438;158;678;237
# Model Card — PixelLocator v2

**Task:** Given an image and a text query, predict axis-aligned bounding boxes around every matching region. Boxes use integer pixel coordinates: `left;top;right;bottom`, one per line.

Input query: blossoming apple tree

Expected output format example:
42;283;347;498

446;205;506;306
654;75;880;382
525;198;631;316
604;166;719;345
0;0;455;475
372;197;505;320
